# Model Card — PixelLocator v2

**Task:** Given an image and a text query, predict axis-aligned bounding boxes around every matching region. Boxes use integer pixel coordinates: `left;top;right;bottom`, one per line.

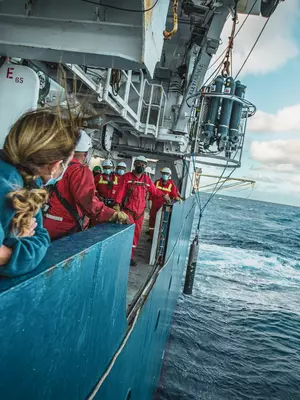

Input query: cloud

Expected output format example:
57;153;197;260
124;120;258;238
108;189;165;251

251;163;299;174
248;104;300;132
250;139;300;169
212;0;299;78
252;174;276;183
197;137;300;204
287;175;300;187
245;139;300;202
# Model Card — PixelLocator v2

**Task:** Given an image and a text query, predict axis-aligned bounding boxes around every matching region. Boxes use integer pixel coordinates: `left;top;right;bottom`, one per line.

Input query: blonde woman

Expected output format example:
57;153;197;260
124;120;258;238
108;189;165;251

0;108;80;276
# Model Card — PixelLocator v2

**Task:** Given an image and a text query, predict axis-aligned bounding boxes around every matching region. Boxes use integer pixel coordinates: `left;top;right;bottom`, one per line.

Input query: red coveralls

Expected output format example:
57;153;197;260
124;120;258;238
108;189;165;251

43;158;115;240
94;173;122;207
117;172;164;257
149;178;180;237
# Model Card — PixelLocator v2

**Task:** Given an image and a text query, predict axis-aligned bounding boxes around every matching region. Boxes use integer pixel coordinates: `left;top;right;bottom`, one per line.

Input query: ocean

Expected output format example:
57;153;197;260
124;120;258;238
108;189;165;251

156;194;300;400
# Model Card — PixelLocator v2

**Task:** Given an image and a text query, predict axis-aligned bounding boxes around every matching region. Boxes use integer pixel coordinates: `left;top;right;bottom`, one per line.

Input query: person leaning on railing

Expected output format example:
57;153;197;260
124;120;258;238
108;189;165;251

0;107;81;277
43;132;128;240
148;167;182;239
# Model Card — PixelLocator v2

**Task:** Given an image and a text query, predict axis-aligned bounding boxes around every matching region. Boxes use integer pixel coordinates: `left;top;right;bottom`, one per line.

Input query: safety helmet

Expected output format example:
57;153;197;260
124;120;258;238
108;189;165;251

93;166;101;173
117;161;127;168
160;167;171;175
102;159;114;168
75;130;92;152
135;155;148;164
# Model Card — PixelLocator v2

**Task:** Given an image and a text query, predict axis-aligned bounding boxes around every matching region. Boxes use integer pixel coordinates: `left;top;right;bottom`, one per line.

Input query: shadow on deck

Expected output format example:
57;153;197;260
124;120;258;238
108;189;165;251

126;211;154;310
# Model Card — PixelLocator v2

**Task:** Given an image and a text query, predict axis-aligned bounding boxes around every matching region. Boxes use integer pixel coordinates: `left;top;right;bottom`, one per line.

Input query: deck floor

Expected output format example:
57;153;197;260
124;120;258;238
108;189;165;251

126;212;155;309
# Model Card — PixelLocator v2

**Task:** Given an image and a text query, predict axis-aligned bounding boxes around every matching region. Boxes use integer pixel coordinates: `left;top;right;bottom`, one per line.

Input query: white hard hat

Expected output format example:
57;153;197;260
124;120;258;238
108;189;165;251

117;161;127;168
75;130;92;152
135;155;148;164
161;167;171;174
102;159;114;168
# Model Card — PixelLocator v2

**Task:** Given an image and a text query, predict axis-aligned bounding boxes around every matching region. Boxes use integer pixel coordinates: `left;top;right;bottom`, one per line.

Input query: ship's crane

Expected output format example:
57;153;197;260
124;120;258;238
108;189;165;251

0;0;282;188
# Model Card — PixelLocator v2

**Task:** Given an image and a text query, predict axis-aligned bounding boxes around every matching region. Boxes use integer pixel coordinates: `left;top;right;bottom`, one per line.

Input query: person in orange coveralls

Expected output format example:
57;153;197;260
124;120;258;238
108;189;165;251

43;130;128;240
94;159;122;208
117;156;170;266
149;167;181;239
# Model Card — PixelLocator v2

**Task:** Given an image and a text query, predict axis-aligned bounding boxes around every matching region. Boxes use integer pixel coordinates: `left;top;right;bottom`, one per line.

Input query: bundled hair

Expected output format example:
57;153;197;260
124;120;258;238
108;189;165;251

2;64;106;236
3;106;82;235
8;189;49;236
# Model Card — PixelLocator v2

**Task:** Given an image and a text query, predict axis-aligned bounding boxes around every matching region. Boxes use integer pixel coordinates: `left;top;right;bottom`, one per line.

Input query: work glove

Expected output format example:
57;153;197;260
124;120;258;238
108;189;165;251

163;194;171;204
109;211;129;224
113;204;120;212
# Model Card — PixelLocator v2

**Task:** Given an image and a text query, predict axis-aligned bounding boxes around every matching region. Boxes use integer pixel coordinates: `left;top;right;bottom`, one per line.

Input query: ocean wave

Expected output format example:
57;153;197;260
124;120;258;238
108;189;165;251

158;196;300;400
271;216;294;224
223;204;243;210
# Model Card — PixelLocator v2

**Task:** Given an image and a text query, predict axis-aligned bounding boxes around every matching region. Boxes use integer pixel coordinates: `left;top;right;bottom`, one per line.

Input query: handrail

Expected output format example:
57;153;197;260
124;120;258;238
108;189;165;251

65;63;167;137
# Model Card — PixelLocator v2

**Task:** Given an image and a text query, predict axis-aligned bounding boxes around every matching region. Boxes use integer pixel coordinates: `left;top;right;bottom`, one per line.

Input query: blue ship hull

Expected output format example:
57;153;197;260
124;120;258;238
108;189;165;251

0;198;195;399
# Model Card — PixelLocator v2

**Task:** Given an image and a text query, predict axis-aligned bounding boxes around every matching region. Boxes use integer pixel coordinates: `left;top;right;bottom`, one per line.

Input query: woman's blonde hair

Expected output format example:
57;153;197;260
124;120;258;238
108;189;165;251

3;107;81;236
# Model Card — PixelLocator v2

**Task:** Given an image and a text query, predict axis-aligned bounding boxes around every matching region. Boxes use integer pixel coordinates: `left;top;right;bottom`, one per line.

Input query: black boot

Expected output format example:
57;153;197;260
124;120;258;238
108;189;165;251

130;259;137;266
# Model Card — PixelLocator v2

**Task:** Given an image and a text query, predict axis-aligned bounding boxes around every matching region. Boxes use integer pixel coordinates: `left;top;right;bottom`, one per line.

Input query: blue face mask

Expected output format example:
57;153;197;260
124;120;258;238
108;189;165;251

117;169;125;176
162;174;169;181
104;169;112;175
45;163;67;186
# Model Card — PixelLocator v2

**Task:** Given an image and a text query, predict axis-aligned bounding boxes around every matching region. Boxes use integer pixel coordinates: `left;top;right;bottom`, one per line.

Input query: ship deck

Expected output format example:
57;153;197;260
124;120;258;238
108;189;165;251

126;211;154;309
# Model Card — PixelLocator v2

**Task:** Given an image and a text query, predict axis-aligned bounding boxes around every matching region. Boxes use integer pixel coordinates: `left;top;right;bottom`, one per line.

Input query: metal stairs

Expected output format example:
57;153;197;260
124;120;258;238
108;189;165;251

66;64;167;137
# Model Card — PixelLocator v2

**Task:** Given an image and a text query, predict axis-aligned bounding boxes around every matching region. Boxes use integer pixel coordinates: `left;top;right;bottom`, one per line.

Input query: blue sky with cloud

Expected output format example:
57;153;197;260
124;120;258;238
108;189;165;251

200;0;300;206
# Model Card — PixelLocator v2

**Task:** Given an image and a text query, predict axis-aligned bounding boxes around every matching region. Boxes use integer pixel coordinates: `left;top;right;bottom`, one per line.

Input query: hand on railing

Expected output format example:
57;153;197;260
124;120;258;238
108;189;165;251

163;194;172;205
113;204;120;212
109;211;129;225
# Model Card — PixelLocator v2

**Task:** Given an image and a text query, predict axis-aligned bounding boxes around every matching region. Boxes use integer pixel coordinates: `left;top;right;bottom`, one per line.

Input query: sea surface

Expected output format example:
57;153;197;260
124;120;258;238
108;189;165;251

156;195;300;400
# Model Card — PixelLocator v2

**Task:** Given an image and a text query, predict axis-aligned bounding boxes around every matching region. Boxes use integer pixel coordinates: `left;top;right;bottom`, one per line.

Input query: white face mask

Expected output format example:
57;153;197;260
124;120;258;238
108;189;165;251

45;162;67;186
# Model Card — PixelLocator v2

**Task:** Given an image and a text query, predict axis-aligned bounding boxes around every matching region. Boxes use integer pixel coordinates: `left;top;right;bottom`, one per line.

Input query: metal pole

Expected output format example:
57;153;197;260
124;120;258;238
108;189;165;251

137;71;145;121
145;84;154;135
155;87;164;137
183;235;199;295
103;68;112;101
123;70;132;118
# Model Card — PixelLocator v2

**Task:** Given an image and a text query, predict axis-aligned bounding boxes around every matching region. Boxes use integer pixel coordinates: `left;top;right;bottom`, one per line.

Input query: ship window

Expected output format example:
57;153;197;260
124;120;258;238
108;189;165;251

125;389;132;400
155;309;161;331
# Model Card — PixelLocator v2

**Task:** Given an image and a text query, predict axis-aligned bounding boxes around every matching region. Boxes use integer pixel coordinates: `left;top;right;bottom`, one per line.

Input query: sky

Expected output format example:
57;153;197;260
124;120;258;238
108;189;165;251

200;0;300;207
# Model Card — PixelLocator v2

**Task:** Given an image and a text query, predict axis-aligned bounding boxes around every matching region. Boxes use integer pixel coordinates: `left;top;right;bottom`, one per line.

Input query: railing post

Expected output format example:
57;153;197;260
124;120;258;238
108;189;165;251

145;85;154;135
155;87;164;137
137;72;145;122
103;68;112;101
123;70;132;118
161;92;167;130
